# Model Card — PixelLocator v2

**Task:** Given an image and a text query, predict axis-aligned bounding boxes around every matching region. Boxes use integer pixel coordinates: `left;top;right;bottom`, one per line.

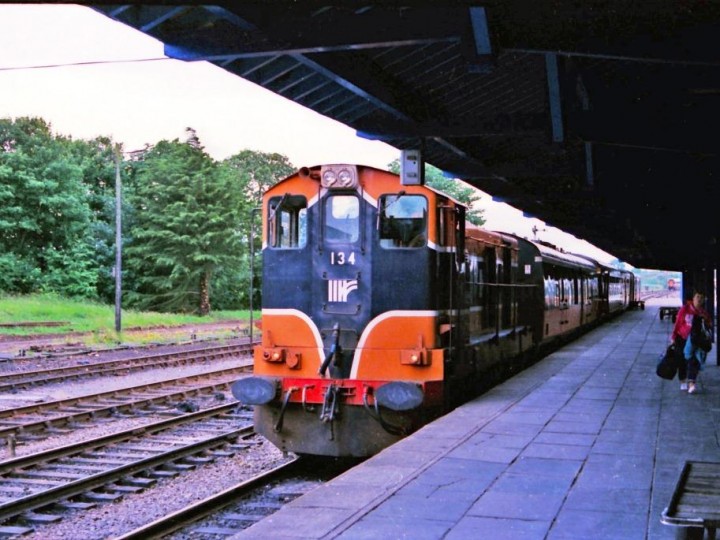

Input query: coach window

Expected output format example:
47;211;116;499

325;195;359;244
268;195;307;249
379;194;427;248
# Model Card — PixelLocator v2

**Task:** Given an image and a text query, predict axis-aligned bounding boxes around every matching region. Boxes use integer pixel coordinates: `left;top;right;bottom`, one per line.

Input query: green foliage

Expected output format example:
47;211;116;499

633;268;682;291
41;237;98;298
387;159;485;225
0;117;102;296
219;150;295;308
220;149;295;207
0;115;298;314
0;253;41;293
125;137;245;314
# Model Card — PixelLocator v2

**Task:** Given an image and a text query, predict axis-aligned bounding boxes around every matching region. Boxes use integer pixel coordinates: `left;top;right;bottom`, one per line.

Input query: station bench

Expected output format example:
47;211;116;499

659;306;680;322
662;461;720;539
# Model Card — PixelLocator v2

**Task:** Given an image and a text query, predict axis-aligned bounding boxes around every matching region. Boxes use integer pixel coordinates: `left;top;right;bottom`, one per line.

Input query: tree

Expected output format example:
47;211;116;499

387;159;485;225
221;150;295;208
67;135;120;302
125;136;243;315
218;150;295;309
0;117;97;296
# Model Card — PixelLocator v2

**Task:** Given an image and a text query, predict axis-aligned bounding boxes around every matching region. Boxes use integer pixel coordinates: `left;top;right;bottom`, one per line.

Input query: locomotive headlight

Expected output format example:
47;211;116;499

322;170;337;186
337;168;353;186
321;165;358;189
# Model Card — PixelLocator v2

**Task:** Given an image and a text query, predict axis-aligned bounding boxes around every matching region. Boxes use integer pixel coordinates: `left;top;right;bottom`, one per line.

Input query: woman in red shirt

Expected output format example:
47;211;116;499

671;292;713;393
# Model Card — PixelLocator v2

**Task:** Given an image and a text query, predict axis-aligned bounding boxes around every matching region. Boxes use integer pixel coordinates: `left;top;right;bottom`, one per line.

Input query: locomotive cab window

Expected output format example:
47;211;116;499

325;194;359;244
268;195;307;249
378;194;427;248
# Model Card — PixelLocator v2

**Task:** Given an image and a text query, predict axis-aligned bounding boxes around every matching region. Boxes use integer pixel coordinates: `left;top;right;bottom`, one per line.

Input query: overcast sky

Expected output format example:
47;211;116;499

0;4;618;264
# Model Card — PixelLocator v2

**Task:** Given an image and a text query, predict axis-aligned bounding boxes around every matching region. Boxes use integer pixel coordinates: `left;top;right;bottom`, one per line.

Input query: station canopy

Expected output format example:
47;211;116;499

95;3;720;271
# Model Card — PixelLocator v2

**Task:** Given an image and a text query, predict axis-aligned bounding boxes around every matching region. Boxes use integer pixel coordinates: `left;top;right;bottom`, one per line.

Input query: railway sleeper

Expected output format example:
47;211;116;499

155;411;184;418
162;463;195;472
244;501;283;511
74;456;128;466
227;442;258;451
147;470;179;479
88;450;161;460
223;513;265;522
207;450;236;458
105;483;144;494
20;512;62;524
54;405;99;412
117;444;175;453
194;526;241;535
118;476;156;488
0;485;35;494
80;491;123;502
51;463;109;472
182;455;214;465
143;405;174;412
43;427;73;435
19;470;86;480
0;525;34;537
53;501;96;511
15;433;46;442
144;436;199;445
4;477;58;486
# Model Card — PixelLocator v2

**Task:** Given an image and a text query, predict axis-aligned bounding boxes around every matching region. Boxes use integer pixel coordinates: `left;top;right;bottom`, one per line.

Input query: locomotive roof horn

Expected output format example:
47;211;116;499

298;166;319;180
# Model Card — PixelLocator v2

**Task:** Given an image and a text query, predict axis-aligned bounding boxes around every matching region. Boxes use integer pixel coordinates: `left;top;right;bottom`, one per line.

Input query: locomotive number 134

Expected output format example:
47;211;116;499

330;251;356;265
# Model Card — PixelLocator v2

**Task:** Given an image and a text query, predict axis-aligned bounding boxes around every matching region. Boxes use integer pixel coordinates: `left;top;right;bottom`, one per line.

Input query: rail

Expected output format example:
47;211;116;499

0;365;252;443
0;342;252;391
0;405;253;525
116;458;301;539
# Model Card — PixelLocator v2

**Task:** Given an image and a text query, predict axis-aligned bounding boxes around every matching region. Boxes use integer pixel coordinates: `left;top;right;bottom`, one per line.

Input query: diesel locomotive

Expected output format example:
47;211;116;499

232;164;638;457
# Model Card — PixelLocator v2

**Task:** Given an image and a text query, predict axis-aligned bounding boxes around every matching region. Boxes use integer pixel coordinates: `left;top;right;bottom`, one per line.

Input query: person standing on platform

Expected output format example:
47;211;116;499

671;292;713;394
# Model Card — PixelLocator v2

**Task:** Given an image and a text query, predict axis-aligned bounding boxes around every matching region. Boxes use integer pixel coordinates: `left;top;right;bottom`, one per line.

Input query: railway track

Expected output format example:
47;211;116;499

117;458;303;539
116;455;357;540
0;403;253;536
0;365;252;445
0;342;253;391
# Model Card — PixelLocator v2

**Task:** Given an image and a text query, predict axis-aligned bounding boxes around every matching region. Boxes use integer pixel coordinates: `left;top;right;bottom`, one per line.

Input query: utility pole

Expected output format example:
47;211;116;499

114;145;123;334
249;207;261;345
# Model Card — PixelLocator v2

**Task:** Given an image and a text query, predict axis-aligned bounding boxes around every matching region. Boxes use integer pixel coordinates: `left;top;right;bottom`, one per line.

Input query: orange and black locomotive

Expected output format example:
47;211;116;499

232;164;636;457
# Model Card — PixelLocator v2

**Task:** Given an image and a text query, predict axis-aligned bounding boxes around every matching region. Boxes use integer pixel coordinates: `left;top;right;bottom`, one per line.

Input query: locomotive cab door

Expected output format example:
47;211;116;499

313;190;372;378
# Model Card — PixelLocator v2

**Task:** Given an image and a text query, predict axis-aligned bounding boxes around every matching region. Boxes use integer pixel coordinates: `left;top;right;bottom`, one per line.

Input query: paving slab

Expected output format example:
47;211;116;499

234;301;720;539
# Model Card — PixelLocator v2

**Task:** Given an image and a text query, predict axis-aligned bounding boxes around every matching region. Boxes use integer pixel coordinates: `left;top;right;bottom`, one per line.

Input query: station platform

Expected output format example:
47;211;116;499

236;300;719;539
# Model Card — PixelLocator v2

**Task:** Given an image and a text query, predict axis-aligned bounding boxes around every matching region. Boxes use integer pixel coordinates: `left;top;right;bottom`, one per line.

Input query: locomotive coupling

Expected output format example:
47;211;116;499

231;377;278;405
